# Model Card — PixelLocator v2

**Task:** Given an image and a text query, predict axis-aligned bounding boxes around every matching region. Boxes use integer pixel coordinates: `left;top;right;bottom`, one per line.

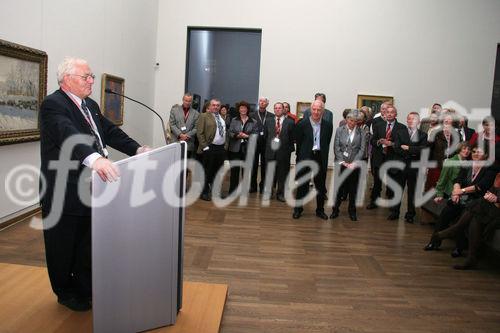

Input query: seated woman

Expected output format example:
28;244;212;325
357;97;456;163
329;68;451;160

330;110;366;221
424;146;496;253
227;101;258;194
433;142;471;204
428;172;500;269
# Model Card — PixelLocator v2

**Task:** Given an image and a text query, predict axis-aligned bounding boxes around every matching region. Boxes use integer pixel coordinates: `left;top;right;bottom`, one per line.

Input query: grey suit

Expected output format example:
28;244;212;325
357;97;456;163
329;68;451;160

332;125;366;215
227;117;259;153
334;125;366;164
169;104;199;152
227;117;259;193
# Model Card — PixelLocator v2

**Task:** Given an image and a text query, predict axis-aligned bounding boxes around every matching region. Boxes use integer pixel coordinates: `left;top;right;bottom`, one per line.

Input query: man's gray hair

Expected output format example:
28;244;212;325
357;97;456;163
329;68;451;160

57;57;88;84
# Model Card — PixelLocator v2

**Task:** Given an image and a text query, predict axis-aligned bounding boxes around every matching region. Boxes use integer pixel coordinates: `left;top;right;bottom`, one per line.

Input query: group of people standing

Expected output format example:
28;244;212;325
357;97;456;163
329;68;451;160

170;92;500;270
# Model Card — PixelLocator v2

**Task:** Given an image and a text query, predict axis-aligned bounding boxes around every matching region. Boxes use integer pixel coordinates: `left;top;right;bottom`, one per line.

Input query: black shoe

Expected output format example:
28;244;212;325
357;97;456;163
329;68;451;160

292;208;303;219
424;232;441;251
387;213;399;220
330;210;339;219
366;202;377;210
451;248;464;258
405;216;414;224
453;258;478;270
259;187;264;194
315;210;328;220
200;193;211;201
349;213;357;221
58;296;92;312
249;187;257;193
276;194;286;202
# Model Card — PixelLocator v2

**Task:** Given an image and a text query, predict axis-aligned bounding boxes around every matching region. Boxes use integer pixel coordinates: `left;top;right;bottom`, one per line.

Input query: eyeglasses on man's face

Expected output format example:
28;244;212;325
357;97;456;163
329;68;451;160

69;73;95;81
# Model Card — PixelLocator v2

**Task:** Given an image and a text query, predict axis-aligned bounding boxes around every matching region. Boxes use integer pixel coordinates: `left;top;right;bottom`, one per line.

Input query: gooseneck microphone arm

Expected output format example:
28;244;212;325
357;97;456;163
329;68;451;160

104;88;168;144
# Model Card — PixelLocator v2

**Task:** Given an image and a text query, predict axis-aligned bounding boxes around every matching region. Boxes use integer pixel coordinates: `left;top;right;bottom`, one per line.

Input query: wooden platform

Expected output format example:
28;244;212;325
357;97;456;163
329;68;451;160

0;263;227;333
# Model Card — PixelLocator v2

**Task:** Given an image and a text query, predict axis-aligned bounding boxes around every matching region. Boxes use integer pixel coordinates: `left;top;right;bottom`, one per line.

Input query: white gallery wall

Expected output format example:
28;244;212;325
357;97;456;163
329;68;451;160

0;0;159;221
154;0;500;148
1;0;499;222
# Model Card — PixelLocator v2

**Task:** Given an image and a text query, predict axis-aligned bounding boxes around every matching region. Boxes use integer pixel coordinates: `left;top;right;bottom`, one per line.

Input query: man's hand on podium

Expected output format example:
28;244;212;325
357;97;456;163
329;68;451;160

136;146;152;155
92;157;120;182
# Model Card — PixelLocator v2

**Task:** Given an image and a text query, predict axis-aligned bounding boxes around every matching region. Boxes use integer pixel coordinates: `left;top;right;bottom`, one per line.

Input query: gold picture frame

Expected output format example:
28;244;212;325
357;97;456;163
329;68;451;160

356;94;394;115
100;73;125;126
0;39;47;145
296;101;311;119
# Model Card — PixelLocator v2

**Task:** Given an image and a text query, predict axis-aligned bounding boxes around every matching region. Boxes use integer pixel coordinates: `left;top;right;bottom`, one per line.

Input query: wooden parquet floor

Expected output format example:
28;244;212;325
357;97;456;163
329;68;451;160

1;189;500;332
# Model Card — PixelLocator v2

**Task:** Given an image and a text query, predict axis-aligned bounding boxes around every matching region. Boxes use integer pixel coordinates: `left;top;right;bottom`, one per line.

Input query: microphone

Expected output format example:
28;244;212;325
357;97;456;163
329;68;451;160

105;89;169;144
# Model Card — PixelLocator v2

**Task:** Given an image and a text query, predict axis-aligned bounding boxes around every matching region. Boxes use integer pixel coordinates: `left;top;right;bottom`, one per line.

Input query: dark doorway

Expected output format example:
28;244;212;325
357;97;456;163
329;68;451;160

185;27;262;112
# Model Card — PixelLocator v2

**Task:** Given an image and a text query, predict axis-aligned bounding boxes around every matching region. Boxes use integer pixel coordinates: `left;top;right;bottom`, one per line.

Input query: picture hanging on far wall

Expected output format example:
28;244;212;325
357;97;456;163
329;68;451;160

100;74;125;126
356;94;394;115
0;39;47;145
296;101;311;119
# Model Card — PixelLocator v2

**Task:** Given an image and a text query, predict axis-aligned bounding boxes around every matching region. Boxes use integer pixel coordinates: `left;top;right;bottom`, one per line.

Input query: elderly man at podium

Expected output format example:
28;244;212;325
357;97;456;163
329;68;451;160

39;57;150;311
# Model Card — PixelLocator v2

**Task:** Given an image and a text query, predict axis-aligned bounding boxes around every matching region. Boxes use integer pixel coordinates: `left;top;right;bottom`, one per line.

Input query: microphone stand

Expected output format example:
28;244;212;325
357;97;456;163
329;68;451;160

105;89;169;145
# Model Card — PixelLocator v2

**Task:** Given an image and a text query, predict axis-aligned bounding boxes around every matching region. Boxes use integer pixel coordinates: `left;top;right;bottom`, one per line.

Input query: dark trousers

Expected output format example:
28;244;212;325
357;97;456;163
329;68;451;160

43;213;92;299
370;166;383;203
435;201;467;250
391;166;417;217
267;155;291;196
202;144;226;195
333;165;360;213
251;143;267;191
295;152;327;212
229;150;245;193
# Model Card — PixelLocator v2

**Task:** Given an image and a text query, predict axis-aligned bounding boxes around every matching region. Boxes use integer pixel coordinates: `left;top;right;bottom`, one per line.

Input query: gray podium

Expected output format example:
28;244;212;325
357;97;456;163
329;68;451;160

92;142;186;333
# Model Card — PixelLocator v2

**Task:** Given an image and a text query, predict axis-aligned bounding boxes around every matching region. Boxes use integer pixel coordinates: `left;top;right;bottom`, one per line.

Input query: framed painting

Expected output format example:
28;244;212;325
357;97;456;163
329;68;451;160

356;94;394;115
0;39;47;145
100;73;124;126
296;101;311;119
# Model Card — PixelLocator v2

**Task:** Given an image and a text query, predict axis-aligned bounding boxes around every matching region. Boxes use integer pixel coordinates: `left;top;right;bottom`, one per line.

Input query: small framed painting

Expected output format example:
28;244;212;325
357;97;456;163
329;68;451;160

356;94;394;115
100;73;124;126
296;101;311;119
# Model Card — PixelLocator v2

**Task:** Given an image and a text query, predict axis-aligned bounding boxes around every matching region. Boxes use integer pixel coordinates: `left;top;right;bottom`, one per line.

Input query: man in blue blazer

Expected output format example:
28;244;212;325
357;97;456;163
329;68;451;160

40;57;149;311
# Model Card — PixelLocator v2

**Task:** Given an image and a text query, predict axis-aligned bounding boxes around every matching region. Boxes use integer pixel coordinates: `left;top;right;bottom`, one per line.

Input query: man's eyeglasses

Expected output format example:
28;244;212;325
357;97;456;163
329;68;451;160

70;73;95;81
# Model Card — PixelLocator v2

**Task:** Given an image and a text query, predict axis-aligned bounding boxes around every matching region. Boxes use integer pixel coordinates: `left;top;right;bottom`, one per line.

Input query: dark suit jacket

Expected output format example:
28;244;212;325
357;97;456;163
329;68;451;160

370;119;407;168
40;89;140;216
249;110;275;145
295;118;333;171
429;128;462;168
454;165;497;201
393;128;428;165
264;116;295;161
458;127;475;142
